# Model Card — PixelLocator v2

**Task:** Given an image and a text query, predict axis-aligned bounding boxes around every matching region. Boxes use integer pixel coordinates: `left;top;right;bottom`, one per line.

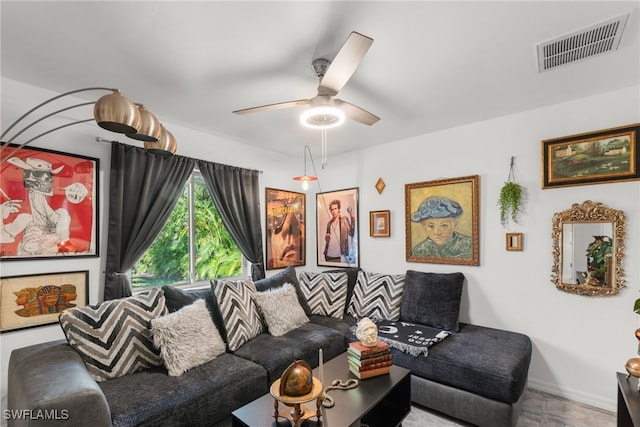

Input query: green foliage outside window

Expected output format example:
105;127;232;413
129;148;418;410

132;174;241;288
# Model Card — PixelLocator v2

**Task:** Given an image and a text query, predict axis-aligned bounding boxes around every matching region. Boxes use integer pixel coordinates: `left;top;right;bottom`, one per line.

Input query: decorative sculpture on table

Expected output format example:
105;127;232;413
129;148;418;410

270;360;323;427
356;317;379;347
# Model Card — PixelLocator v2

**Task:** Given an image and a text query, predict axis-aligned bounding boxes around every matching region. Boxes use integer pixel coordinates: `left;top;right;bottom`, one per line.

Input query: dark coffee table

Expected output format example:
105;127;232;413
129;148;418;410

231;351;411;427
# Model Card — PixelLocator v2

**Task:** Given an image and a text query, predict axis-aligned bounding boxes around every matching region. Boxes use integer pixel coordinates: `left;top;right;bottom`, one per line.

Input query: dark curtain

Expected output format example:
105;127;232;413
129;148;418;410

197;160;265;280
104;142;195;300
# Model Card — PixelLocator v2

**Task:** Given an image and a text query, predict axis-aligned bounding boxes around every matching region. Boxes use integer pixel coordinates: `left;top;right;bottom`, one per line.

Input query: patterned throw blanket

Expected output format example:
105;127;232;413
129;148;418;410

376;320;451;357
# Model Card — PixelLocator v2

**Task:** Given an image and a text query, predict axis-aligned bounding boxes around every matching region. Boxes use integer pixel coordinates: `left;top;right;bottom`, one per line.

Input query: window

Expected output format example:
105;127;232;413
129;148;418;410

131;171;243;289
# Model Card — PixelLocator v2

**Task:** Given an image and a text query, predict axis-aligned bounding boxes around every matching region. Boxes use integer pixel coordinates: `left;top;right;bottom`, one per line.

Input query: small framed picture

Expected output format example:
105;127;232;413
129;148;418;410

506;233;523;251
369;210;390;237
541;123;640;189
0;270;89;333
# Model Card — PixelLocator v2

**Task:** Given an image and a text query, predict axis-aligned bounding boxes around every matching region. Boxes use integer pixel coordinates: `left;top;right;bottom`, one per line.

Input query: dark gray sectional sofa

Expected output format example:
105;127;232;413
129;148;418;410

8;267;532;427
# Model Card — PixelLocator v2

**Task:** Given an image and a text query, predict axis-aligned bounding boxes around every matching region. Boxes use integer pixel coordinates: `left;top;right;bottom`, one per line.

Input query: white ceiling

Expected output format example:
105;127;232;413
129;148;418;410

2;1;639;158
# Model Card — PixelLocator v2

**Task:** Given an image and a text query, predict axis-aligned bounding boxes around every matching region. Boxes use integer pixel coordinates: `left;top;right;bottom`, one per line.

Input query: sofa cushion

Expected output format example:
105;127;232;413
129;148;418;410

400;270;464;332
255;283;309;336
211;277;263;352
162;285;228;343
233;322;347;383
391;323;532;404
59;288;166;382
298;271;348;319
346;271;405;321
99;352;268;427
254;266;312;315
151;300;226;376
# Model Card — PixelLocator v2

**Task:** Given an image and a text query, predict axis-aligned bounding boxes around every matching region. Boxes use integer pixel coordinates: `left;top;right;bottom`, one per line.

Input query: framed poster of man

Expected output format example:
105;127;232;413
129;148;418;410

265;187;306;270
316;187;359;268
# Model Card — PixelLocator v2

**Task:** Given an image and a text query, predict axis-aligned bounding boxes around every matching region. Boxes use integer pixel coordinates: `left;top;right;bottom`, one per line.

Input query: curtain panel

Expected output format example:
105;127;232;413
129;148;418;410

104;142;195;300
197;161;265;281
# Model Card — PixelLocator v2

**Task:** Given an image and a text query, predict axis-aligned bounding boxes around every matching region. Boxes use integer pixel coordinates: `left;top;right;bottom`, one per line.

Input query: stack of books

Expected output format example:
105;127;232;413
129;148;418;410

347;339;392;379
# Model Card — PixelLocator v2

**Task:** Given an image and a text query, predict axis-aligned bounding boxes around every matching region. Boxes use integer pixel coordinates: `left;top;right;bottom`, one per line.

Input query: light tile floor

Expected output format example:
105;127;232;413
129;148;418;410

402;388;616;427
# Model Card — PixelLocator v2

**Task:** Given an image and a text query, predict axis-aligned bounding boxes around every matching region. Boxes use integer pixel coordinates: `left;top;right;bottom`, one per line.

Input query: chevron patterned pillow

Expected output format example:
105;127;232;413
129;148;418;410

298;271;348;319
59;288;167;382
211;277;263;351
347;271;405;321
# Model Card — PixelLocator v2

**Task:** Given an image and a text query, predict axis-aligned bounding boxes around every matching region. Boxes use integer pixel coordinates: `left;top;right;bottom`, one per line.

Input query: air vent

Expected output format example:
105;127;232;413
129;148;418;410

537;13;629;72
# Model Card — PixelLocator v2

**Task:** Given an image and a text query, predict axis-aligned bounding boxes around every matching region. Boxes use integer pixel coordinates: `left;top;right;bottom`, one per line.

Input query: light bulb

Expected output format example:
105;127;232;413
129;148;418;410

302;179;309;191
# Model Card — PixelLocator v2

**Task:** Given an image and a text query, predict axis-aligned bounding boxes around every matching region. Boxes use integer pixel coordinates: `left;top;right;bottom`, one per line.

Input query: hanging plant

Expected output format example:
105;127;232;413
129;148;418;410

498;157;524;226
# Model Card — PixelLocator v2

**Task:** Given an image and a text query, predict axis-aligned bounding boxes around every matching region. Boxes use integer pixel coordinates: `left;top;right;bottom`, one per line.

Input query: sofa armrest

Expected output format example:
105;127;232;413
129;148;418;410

8;340;111;427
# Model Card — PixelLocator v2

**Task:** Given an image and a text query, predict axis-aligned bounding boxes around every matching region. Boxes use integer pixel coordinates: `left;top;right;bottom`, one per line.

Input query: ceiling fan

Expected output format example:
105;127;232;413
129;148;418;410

233;31;380;128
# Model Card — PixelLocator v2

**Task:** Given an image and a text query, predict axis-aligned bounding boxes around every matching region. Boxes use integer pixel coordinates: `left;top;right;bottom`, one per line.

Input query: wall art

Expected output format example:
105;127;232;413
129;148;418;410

316;187;359;268
1;143;99;260
542;123;640;189
0;270;88;333
369;210;390;237
405;175;479;266
506;233;523;251
265;187;306;270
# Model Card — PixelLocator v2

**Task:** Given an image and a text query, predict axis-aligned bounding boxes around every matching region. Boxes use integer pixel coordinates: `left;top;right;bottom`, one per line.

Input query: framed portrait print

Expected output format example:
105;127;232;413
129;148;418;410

316;187;359;268
542;123;640;189
405;175;479;266
0;270;89;333
370;210;390;237
1;144;99;260
265;187;306;270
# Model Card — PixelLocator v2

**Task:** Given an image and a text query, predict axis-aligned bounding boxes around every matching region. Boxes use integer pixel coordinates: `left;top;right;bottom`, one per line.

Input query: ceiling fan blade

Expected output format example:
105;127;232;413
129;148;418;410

233;99;309;115
334;99;380;125
317;32;373;97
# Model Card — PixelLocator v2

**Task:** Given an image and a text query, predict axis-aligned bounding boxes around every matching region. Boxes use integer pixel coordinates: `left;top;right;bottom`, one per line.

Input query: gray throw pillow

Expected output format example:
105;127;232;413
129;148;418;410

151;299;226;376
400;270;464;332
211;277;263;351
346;271;405;321
59;288;167;382
254;283;309;336
298;271;348;319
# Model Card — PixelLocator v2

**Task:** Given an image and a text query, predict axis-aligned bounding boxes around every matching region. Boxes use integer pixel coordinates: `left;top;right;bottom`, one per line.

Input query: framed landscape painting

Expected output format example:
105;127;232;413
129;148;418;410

0;143;99;260
542;124;640;189
405;175;479;266
265;187;306;270
0;270;88;333
316;187;359;268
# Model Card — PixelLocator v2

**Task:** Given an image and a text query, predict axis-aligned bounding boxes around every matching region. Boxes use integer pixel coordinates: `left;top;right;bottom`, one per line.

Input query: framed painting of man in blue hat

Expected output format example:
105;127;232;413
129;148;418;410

405;175;479;266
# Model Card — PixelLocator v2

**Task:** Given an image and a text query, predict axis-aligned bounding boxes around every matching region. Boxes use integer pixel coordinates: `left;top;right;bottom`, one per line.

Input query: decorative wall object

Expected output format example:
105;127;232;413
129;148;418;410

0;270;88;333
316;187;359;268
0;144;98;260
369;210;390;237
499;156;524;226
551;200;625;296
542;123;640;189
265;187;306;270
405;175;479;266
375;178;386;194
506;233;523;251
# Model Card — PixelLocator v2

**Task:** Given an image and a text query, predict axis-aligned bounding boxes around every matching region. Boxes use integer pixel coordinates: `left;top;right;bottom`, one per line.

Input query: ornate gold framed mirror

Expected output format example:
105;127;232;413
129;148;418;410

551;200;626;296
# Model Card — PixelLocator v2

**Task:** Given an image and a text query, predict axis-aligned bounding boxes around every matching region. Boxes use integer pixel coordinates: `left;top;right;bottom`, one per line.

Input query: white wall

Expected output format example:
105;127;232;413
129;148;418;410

2;78;639;414
312;85;640;411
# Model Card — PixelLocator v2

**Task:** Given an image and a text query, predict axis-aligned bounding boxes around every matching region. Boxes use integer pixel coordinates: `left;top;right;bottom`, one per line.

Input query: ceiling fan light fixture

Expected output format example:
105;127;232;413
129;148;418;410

300;106;345;129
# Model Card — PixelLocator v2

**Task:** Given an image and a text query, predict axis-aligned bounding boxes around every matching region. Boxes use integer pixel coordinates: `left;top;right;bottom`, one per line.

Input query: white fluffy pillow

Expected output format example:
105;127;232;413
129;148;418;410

151;299;226;376
254;283;309;336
